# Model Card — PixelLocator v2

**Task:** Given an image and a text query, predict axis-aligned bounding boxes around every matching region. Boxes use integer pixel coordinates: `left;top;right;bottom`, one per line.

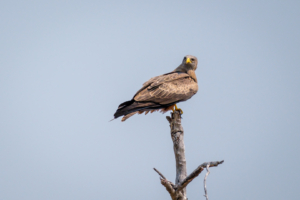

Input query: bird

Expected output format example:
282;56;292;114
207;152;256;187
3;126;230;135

113;55;198;122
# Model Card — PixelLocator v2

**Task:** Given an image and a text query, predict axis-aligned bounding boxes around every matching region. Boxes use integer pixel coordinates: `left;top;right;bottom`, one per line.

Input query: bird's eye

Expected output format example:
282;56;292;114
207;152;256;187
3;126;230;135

184;57;186;60
191;58;195;62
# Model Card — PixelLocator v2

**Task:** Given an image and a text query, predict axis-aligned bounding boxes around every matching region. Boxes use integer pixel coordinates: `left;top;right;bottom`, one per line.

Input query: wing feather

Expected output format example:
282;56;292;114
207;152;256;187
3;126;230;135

133;72;189;98
134;74;198;105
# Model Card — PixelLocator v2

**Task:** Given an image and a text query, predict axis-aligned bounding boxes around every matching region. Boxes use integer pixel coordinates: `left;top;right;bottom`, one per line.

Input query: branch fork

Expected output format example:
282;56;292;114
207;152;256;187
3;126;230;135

154;111;224;200
154;161;223;200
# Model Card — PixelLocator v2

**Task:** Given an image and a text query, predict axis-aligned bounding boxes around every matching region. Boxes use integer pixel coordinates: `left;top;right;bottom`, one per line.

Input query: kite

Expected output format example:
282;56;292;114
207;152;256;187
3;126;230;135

113;55;198;121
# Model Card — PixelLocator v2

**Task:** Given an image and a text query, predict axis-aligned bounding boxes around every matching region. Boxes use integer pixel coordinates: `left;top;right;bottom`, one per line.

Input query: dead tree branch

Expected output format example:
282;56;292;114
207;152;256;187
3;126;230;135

176;160;224;192
153;168;166;180
153;111;224;199
153;168;178;200
167;111;187;196
204;164;210;200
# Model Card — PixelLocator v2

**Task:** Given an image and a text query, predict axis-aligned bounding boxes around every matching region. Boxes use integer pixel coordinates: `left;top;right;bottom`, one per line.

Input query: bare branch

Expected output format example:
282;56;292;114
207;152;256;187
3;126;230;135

166;116;172;123
203;164;210;200
176;160;224;192
153;167;177;198
169;111;187;197
153;168;166;180
154;112;224;200
160;179;176;200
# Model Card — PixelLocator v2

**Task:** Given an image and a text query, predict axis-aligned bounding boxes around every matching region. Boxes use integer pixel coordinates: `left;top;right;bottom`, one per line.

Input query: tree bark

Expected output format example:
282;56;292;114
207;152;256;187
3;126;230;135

167;111;187;198
154;111;224;200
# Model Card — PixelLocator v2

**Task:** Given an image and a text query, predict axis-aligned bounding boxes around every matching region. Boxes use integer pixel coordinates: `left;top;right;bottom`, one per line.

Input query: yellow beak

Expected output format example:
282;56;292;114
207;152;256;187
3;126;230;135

186;57;191;64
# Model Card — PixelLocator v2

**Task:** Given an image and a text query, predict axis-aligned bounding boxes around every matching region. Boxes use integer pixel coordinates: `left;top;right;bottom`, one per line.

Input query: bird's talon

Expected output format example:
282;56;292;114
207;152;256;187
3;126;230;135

173;104;183;115
177;109;183;115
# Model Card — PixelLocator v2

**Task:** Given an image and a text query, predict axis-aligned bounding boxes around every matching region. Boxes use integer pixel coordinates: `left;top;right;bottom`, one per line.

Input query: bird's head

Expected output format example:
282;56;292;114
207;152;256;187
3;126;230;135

182;55;198;71
174;55;198;73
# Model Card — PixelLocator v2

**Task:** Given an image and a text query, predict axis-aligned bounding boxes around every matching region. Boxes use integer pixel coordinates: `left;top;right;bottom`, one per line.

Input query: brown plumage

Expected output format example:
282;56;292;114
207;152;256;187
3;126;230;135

113;55;199;121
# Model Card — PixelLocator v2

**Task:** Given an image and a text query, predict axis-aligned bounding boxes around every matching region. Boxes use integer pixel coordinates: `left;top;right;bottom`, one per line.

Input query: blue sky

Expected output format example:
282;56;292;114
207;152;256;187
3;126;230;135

1;1;299;199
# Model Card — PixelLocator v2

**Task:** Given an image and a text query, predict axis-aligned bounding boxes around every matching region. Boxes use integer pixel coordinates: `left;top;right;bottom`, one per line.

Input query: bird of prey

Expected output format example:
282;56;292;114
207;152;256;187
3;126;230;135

113;55;198;121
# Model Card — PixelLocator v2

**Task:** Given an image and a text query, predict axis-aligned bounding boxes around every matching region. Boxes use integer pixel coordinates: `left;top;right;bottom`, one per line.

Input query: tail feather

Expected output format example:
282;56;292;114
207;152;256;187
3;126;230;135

118;100;134;109
113;100;177;122
121;111;138;122
114;100;157;119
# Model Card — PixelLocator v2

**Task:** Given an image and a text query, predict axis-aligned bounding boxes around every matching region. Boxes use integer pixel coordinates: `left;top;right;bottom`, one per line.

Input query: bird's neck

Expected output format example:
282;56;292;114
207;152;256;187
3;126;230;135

173;64;197;82
187;70;197;83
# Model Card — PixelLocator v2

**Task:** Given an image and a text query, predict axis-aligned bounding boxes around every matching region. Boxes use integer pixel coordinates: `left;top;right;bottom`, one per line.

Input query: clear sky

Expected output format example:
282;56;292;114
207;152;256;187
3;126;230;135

1;1;299;200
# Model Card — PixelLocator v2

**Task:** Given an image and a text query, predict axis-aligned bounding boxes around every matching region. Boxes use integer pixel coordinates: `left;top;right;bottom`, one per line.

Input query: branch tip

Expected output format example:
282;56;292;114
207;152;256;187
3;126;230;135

153;168;167;180
175;160;224;192
166;116;172;123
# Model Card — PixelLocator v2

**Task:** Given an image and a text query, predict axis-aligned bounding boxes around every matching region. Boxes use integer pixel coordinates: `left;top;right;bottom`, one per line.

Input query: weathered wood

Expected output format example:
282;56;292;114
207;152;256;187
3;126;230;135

154;111;224;200
167;111;187;198
153;168;166;180
176;160;224;192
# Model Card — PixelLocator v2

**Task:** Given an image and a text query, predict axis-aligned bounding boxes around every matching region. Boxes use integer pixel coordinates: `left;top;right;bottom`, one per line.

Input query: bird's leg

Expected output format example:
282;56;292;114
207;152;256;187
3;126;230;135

173;104;183;115
172;105;175;112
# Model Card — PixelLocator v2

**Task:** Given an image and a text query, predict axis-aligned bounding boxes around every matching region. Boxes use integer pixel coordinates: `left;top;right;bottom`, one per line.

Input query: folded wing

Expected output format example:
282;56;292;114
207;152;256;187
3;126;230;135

134;72;198;104
114;72;198;121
